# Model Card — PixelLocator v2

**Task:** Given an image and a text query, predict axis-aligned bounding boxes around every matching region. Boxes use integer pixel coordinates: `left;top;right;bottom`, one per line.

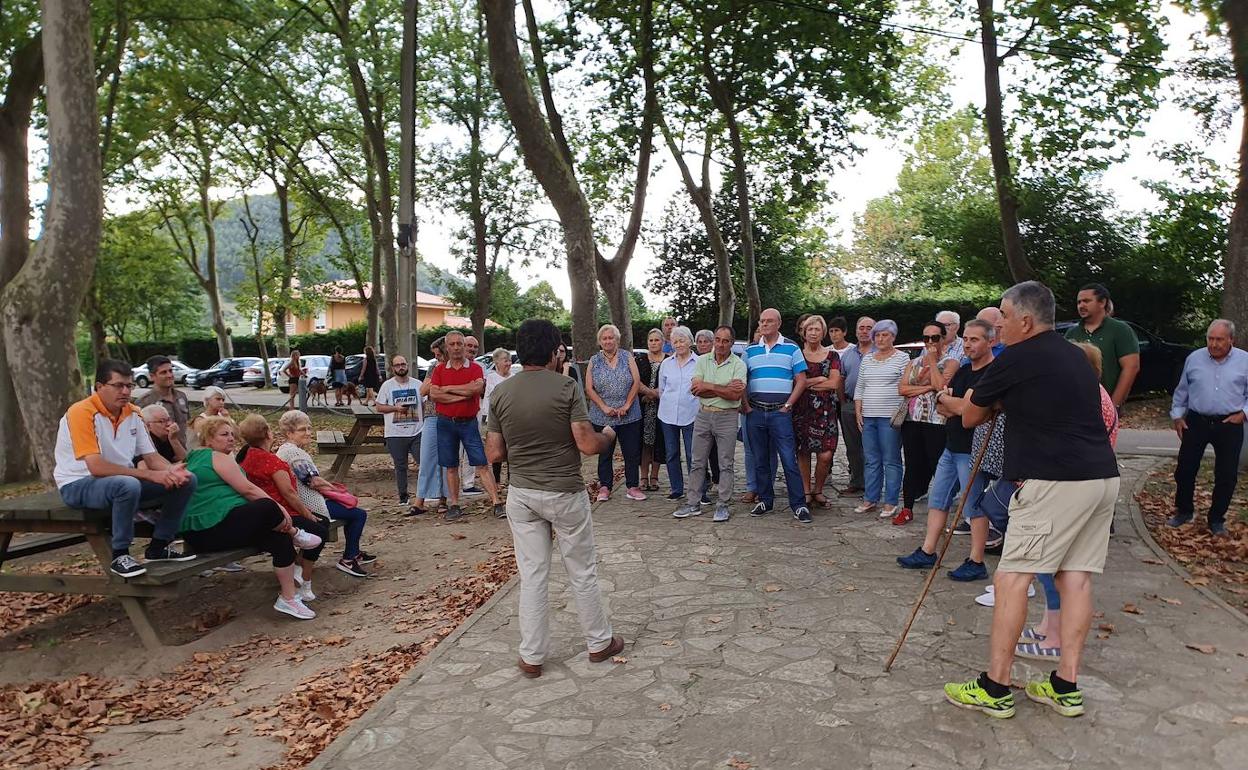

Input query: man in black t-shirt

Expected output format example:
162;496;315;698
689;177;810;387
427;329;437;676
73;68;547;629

897;319;996;581
942;281;1119;721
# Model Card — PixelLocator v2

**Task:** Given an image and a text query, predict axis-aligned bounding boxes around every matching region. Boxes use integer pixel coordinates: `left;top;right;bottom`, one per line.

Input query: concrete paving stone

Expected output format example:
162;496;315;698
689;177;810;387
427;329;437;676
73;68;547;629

308;455;1248;770
511;718;594;737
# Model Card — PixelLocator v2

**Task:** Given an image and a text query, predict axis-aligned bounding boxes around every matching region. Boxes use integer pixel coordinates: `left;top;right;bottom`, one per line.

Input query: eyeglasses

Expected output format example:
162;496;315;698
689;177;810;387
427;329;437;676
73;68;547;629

103;382;135;391
922;334;943;342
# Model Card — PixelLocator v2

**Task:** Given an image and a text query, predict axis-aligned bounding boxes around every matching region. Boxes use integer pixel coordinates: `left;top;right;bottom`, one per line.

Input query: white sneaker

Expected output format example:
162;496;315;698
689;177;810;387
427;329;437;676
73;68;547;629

983;585;1037;597
298;581;317;602
292;565;304;586
274;594;316;619
292;529;323;550
975;584;1037;607
878;506;897;519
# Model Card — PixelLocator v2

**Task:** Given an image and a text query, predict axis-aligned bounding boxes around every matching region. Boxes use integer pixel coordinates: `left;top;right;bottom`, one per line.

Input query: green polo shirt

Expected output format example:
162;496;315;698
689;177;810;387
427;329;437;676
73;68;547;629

692;353;748;409
1064;316;1139;395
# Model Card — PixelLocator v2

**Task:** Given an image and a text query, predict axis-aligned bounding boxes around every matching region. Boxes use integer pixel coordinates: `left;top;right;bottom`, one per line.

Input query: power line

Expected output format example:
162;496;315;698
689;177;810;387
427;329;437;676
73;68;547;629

757;0;1177;78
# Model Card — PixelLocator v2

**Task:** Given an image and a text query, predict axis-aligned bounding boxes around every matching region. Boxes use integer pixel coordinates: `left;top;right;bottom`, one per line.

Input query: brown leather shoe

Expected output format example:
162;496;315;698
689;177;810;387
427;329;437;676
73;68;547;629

740;491;757;504
517;659;542;678
588;635;625;663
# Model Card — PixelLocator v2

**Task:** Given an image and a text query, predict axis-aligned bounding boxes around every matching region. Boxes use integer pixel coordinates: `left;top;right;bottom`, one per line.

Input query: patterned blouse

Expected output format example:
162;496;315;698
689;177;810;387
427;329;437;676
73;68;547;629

586;351;641;426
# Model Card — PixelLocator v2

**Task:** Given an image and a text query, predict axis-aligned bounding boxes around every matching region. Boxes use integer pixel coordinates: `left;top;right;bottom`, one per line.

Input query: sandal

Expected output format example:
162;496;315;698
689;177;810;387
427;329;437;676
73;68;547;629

1015;642;1062;660
812;493;830;508
403;505;427;517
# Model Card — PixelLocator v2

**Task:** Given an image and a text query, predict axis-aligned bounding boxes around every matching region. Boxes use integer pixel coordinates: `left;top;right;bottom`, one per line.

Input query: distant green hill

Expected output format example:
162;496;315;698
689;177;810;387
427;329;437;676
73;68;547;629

208;194;468;301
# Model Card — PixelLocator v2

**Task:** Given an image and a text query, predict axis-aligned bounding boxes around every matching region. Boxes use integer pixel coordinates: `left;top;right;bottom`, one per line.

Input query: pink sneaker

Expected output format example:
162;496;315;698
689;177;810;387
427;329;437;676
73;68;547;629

595;487;611;502
625;487;647;501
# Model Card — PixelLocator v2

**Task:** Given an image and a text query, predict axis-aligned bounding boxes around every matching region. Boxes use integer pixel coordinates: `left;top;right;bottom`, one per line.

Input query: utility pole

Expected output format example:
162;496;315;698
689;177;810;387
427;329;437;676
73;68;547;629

396;0;419;361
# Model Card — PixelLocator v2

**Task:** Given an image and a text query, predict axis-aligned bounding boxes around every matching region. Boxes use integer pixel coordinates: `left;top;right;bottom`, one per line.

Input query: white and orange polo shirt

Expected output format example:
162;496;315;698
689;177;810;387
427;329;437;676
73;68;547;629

53;393;156;488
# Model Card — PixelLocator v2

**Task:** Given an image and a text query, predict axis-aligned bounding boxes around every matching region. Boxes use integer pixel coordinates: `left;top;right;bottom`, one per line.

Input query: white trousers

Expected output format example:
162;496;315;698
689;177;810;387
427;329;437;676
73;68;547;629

506;485;613;665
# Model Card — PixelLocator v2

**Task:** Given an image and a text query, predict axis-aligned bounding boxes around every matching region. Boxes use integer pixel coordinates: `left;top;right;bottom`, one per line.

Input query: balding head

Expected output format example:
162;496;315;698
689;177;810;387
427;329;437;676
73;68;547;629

759;308;782;343
977;306;1003;340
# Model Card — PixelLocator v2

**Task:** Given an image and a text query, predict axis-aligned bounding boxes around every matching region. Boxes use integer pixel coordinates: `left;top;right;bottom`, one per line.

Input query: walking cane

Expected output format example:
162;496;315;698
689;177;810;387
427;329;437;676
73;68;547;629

883;415;998;673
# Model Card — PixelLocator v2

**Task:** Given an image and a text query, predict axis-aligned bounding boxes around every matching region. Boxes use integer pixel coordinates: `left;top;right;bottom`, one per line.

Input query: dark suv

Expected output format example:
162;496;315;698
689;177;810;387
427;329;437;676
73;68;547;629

190;357;261;389
344;354;388;384
1056;320;1193;396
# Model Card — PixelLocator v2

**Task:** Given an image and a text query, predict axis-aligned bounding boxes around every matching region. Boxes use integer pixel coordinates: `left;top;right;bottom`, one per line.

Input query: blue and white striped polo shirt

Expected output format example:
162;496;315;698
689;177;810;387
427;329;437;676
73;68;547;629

745;337;807;404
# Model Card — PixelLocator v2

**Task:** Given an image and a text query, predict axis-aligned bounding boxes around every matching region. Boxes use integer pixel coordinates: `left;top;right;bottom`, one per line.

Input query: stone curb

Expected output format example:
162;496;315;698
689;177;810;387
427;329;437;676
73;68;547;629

305;571;522;770
1124;459;1248;630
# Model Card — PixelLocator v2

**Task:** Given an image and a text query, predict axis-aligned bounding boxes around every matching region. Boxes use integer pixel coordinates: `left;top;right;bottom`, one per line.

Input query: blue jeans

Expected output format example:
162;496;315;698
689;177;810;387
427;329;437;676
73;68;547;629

417;416;448;500
59;474;198;554
975;477;1015;533
861;417;902;506
928;449;987;519
1037;573;1061;610
438;417;487;467
594;419;642;490
325;499;367;560
745;409;805;511
741;413;777;495
660;420;695;494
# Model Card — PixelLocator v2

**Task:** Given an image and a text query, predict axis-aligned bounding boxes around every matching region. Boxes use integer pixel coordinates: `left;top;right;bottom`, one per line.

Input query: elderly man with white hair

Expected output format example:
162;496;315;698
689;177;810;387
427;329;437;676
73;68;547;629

139;403;187;463
1168;319;1248;537
937;310;964;360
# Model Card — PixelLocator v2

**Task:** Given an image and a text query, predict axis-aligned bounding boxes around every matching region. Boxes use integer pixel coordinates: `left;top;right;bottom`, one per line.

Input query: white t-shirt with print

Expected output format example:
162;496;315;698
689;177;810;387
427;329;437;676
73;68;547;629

376;377;424;438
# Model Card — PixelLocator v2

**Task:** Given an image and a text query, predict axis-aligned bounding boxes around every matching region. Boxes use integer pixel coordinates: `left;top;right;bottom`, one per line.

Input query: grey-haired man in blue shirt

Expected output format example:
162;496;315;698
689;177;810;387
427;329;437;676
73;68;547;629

1168;319;1248;536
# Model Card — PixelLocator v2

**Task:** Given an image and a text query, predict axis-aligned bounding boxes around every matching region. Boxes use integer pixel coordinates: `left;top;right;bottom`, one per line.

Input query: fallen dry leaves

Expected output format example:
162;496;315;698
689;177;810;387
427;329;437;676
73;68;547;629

1136;464;1248;611
0;557;102;638
1185;643;1217;655
245;549;517;770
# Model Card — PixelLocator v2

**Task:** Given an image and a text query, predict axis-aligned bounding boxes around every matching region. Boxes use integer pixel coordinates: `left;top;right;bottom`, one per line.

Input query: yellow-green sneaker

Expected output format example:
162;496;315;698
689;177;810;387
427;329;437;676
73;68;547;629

1025;678;1084;717
943;678;1015;719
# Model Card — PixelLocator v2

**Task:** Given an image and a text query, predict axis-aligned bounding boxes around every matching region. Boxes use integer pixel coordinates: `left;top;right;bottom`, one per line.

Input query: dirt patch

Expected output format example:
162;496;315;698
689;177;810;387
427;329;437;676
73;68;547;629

1136;461;1248;613
0;413;522;770
1120;396;1173;431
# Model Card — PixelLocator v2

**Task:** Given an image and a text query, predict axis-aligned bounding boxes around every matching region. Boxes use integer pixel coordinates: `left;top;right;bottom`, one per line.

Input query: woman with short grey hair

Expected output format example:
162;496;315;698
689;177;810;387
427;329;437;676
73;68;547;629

657;326;700;500
853;319;909;518
585;323;645;501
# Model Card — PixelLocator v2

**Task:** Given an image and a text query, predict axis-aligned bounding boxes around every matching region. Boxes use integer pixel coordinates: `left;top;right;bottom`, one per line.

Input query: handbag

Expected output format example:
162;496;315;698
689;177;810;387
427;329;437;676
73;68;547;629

889;400;909;429
321;482;359;508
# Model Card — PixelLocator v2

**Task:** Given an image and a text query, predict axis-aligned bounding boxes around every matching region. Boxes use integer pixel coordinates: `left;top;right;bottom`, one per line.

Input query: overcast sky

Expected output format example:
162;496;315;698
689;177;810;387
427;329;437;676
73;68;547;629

415;4;1239;310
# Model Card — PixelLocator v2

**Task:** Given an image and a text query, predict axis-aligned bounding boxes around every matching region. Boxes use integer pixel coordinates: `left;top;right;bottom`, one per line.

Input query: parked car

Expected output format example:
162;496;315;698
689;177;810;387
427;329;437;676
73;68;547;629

190;357;261;389
275;354;332;393
475;351;517;372
242;357;287;388
1056;320;1194;395
132;359;198;388
343;353;388;388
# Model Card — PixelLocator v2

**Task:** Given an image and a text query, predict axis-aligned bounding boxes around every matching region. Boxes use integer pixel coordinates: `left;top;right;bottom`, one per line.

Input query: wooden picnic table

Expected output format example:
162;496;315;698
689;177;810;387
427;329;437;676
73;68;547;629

320;403;390;481
0;490;338;649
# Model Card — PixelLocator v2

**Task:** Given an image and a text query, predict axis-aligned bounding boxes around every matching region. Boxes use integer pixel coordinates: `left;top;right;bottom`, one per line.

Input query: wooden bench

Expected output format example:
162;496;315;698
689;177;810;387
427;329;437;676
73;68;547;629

0;490;340;649
324;405;390;481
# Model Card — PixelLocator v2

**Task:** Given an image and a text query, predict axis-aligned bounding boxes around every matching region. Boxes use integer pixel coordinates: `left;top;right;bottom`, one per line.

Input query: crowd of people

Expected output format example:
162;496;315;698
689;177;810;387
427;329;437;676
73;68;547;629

54;356;375;622
51;278;1245;719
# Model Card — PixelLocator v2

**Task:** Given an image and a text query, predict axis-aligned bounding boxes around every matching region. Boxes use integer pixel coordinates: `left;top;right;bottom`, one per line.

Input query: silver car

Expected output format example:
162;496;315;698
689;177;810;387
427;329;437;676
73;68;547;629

132;360;198;388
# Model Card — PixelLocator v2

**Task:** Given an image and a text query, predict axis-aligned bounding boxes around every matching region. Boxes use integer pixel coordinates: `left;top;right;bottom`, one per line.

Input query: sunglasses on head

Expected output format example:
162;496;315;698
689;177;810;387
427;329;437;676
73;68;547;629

922;334;943;342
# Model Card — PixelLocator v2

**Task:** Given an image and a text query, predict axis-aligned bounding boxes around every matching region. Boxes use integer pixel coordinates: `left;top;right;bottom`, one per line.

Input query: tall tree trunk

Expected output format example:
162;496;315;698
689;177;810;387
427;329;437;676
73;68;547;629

1223;0;1248;348
658;117;735;326
83;289;110;362
482;0;598;361
978;0;1035;283
0;33;42;482
469;6;490;347
274;180;292;355
592;0;656;350
190;120;232;358
0;0;101;483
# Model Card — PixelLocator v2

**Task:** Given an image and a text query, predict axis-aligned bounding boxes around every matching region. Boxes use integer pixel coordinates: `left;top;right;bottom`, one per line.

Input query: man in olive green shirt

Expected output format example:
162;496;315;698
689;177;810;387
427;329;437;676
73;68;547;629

1065;283;1140;408
673;326;748;522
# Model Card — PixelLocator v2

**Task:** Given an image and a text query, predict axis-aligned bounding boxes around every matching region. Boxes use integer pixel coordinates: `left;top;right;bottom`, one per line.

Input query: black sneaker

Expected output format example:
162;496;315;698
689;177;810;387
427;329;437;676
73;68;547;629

952;519;972;535
445;505;464;521
356;551;378;564
110;554;146;578
794;506;813;524
1210;522;1229;537
1166;513;1192;528
749;501;773;517
667;490;684;501
336;558;368;578
493;503;507;519
144;545;196;562
700;492;711;506
461;486;485;497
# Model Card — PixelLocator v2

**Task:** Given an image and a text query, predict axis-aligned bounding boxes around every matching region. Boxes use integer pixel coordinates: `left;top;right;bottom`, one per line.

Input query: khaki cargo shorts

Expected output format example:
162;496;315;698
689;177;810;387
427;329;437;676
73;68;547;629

997;477;1121;574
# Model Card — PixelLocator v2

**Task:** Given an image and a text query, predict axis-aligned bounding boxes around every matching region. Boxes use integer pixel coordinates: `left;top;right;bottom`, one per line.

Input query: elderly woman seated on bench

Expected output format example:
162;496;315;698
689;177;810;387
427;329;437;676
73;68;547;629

274;410;374;578
235;414;332;602
182;415;324;621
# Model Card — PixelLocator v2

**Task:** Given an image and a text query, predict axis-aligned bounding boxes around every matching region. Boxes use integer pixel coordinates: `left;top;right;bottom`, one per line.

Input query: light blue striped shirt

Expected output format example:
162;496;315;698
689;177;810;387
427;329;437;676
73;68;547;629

1170;347;1248;419
745;337;807;403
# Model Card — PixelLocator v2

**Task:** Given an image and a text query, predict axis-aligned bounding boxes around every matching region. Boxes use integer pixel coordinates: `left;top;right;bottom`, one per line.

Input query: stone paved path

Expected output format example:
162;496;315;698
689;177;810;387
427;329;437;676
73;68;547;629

311;454;1248;769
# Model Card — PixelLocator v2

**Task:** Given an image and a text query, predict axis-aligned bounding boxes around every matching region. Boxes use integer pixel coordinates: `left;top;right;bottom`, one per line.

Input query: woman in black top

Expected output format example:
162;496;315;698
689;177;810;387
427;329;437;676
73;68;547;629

329;346;347;405
359;345;381;405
